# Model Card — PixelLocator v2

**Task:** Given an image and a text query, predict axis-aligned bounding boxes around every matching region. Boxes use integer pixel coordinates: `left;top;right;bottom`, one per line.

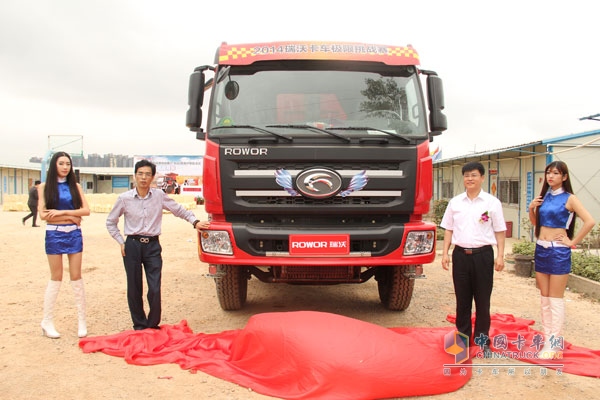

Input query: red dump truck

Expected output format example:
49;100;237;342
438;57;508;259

186;41;447;310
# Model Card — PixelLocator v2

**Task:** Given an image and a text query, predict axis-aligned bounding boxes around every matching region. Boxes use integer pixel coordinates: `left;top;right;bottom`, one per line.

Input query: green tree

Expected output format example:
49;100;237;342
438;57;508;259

360;78;406;117
432;199;449;226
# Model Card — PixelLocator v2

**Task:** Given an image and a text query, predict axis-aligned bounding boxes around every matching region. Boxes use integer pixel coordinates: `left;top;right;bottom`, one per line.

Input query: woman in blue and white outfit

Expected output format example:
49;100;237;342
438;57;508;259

528;161;595;358
38;151;90;339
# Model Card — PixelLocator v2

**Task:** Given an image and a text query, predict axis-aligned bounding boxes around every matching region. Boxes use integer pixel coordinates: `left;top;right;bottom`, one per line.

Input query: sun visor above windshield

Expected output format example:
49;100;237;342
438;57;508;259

217;41;420;66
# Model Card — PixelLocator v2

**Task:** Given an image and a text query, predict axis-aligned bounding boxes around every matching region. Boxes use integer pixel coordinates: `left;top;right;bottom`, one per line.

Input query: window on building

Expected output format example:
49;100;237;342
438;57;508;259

442;182;453;198
499;179;519;205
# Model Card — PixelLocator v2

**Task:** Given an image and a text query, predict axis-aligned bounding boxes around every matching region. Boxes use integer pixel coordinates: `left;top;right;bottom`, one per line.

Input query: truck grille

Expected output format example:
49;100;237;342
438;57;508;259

249;238;389;255
238;162;401;171
275;266;361;281
219;145;417;214
242;196;391;206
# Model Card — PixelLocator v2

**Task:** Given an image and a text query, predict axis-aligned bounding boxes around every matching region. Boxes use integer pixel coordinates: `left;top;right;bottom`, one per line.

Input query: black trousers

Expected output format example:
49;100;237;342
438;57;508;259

23;205;38;226
451;246;494;345
123;237;162;330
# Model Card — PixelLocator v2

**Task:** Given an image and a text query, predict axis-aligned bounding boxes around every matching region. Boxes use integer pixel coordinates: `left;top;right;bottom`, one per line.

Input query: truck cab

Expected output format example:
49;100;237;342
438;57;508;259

187;41;446;310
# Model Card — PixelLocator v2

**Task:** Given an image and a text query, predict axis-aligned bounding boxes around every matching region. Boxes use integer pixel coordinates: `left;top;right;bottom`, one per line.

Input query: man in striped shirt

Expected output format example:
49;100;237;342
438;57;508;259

106;159;209;330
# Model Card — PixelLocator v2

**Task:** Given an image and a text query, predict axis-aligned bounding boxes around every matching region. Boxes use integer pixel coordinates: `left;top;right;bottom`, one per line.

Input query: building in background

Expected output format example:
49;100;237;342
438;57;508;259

0;154;203;204
433;129;600;240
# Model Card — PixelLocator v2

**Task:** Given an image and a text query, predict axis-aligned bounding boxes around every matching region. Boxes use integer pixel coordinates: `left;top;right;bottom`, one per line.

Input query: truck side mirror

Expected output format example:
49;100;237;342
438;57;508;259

426;75;447;136
186;69;206;132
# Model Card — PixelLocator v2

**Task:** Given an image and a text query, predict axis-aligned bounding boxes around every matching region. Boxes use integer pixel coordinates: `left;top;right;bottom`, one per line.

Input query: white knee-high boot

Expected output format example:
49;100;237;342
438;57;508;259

538;296;553;358
540;297;565;359
41;280;61;338
540;296;552;334
71;279;87;338
549;297;565;347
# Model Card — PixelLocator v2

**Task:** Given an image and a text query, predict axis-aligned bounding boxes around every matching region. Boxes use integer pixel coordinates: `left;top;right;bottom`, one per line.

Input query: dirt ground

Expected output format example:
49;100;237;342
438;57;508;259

2;208;599;400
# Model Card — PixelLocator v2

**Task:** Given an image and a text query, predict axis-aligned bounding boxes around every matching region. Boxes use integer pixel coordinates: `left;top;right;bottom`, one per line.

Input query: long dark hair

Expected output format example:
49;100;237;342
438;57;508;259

534;161;576;238
44;151;83;209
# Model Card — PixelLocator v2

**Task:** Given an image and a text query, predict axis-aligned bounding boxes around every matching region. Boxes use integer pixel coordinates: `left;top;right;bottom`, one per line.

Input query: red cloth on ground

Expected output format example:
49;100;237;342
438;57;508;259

79;312;600;399
80;311;469;399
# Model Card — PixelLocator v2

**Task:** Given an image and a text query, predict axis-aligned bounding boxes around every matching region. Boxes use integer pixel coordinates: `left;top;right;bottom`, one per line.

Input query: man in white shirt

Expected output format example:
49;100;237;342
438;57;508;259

441;162;506;356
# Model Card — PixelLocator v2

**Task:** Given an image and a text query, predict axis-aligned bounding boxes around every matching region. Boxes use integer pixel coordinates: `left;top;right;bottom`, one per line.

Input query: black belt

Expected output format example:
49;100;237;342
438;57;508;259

128;235;159;244
455;245;492;255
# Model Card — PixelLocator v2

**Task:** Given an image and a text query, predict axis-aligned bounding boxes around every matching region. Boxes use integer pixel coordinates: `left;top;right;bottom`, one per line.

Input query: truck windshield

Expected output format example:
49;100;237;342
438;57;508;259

207;62;427;139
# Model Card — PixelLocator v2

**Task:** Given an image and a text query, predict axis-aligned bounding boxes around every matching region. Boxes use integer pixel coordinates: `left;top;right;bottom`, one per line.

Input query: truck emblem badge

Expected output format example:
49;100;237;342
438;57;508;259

275;169;368;199
296;168;342;199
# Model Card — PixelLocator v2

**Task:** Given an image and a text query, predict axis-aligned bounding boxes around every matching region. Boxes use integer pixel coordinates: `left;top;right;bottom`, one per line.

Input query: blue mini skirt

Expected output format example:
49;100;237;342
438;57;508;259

45;225;83;255
534;242;571;275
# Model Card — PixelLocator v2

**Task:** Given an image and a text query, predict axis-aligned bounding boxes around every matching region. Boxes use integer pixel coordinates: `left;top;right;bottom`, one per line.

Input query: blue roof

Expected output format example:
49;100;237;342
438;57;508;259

434;128;600;163
541;128;600;144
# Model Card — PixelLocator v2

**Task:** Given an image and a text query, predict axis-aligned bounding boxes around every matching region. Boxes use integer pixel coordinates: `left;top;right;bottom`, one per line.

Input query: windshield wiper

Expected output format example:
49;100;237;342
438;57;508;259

329;126;411;144
266;124;351;143
212;125;293;142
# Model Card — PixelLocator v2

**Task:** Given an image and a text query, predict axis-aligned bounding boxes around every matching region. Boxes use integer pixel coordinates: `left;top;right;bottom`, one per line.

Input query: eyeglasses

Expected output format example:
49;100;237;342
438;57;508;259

463;173;481;178
135;172;153;177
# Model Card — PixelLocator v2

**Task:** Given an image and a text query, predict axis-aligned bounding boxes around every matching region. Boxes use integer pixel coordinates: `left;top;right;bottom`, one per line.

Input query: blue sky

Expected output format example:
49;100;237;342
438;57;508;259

1;0;599;164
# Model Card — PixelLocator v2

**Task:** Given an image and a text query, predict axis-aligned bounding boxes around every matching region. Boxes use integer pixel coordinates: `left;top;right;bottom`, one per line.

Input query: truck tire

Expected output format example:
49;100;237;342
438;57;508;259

376;266;415;311
215;265;248;310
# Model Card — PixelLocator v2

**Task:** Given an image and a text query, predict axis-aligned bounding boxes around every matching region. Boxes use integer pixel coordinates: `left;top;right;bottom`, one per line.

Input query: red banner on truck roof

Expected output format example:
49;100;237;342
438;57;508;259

218;41;420;66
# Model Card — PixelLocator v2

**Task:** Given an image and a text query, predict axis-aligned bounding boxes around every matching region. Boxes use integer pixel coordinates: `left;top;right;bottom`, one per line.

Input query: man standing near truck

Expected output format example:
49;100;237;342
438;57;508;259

106;159;209;330
440;161;506;355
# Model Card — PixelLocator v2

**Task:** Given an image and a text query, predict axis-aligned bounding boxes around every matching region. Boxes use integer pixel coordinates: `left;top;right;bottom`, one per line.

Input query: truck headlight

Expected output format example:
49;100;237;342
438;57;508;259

404;231;435;255
200;231;233;255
